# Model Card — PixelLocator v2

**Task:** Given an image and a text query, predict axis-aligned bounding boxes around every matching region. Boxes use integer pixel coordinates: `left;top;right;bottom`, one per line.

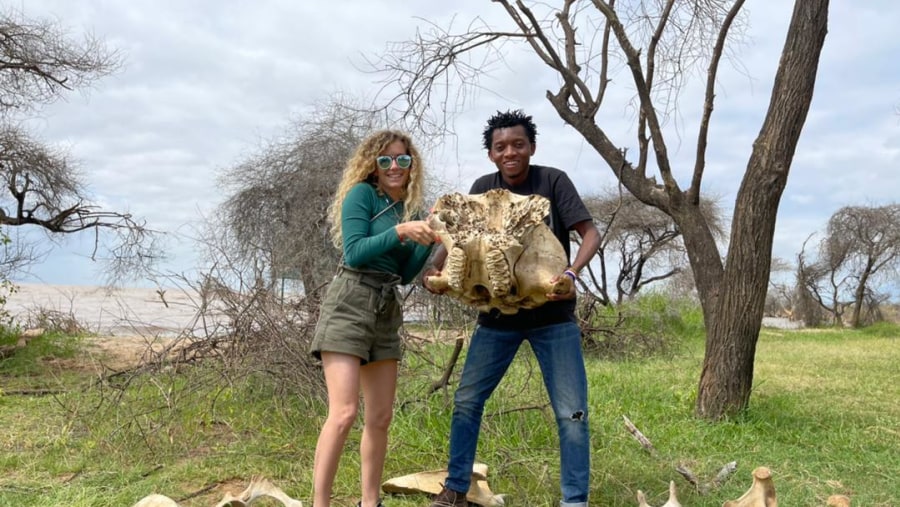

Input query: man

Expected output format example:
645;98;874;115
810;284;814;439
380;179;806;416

423;109;601;507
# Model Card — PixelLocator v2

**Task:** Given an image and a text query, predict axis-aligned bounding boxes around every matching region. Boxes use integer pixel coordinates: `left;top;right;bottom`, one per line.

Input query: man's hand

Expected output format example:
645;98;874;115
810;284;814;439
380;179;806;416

546;271;577;301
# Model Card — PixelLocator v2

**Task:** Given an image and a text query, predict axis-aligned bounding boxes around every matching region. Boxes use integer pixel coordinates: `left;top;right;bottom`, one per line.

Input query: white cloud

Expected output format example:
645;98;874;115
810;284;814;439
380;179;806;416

10;0;900;287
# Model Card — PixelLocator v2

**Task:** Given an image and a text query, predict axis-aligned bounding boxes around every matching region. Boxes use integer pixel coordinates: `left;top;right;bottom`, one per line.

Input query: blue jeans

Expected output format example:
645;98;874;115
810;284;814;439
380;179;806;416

443;322;590;506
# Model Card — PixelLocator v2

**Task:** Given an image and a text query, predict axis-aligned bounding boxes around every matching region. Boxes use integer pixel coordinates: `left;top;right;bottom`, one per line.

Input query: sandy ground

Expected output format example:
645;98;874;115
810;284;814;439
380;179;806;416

7;283;209;337
6;283;213;368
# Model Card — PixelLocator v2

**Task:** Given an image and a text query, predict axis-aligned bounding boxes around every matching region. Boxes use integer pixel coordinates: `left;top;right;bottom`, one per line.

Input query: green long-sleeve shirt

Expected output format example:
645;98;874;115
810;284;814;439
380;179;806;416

341;182;433;284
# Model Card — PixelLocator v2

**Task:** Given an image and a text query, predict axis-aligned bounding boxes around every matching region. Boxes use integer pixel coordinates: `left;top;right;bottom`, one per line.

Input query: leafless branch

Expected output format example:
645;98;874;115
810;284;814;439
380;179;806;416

690;0;745;203
0;8;121;112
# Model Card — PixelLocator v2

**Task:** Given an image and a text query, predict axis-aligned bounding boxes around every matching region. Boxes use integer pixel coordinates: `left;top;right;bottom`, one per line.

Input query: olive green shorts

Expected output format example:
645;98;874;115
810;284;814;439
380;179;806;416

311;267;403;365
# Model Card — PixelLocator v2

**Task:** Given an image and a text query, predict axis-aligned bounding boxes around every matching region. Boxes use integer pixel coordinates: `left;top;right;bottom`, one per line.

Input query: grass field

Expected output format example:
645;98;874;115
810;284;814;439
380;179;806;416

0;322;897;506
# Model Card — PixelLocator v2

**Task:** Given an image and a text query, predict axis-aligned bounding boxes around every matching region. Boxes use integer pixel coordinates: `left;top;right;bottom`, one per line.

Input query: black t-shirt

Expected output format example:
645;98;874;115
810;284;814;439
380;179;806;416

469;165;593;329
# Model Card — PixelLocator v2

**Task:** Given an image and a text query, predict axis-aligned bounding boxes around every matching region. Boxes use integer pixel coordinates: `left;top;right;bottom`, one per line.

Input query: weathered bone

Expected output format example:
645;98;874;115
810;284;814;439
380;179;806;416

826;494;851;507
131;477;302;507
638;472;853;507
132;495;179;507
723;467;777;507
427;189;572;314
215;477;303;507
382;462;505;506
636;480;681;507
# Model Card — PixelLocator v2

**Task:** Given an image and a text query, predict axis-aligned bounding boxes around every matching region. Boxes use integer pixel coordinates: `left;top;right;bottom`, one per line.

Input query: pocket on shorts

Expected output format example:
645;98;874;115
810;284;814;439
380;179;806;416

316;276;377;338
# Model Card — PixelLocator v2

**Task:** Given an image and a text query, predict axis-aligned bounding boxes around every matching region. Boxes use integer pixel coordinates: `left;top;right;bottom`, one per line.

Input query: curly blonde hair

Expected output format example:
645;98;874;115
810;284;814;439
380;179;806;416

328;129;427;248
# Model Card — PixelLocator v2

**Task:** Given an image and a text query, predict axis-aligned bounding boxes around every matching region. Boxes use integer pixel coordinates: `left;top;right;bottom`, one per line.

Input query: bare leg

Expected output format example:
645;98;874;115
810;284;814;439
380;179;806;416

359;359;398;507
313;352;362;507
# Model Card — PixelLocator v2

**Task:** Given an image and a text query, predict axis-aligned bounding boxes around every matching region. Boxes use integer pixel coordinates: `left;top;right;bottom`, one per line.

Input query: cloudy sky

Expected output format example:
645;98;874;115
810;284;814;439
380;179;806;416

10;0;900;288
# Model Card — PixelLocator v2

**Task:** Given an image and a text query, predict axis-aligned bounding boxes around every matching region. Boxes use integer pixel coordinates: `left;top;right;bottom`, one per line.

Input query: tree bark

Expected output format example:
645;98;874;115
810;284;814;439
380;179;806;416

696;0;830;419
850;258;873;327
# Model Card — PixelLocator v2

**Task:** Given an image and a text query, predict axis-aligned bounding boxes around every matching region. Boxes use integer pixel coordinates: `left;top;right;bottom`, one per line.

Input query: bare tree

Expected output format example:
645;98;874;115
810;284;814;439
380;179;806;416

0;9;158;283
581;187;724;305
764;256;795;319
216;98;381;293
793;249;825;327
828;205;900;327
372;1;829;419
799;204;900;327
799;231;852;326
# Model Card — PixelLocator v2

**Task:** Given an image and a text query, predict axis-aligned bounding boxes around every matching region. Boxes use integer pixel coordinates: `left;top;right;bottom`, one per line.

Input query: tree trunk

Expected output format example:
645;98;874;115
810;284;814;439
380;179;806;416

672;204;725;327
850;258;873;328
695;0;830;419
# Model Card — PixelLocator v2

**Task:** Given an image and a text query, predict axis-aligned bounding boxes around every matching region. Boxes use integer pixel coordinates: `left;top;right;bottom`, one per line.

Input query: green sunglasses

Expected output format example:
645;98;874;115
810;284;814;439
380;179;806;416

376;154;413;170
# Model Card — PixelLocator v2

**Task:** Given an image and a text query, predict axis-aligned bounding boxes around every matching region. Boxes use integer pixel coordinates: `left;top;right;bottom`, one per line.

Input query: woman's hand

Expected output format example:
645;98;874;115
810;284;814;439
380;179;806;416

396;220;438;246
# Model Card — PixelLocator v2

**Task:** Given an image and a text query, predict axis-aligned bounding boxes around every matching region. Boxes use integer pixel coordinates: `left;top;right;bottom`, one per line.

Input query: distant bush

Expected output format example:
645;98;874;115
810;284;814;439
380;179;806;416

579;292;704;359
0;275;17;330
15;307;87;336
856;320;900;338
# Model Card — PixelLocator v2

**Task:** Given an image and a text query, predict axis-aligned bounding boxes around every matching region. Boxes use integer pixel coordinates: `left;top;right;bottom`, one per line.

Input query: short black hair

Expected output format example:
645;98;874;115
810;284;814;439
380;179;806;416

482;109;538;150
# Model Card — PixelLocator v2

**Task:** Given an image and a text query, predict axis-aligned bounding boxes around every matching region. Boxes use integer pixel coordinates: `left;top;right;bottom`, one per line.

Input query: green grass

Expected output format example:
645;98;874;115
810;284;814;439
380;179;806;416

0;324;898;506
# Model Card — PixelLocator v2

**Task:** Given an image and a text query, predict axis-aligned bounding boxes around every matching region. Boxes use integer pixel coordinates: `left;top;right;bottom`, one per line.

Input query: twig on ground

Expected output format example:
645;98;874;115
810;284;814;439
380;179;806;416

1;388;66;396
623;414;658;456
429;337;464;394
140;464;164;478
626;414;737;496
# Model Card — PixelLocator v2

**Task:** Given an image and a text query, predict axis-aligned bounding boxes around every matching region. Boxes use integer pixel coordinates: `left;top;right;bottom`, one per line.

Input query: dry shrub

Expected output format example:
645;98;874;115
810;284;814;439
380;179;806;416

18;306;88;336
576;293;693;360
208;282;324;398
404;285;478;330
137;276;326;399
64;276;329;455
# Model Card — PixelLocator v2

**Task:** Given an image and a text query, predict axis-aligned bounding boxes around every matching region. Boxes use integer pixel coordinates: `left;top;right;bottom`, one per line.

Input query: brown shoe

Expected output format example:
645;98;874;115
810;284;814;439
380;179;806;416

430;486;468;507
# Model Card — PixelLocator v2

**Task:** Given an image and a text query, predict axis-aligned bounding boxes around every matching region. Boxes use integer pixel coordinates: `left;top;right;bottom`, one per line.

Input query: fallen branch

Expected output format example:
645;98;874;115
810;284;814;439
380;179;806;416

1;388;67;396
675;464;700;490
429;336;464;394
676;461;736;495
711;461;738;489
487;403;549;419
622;414;658;456
624;414;736;496
175;481;220;503
140;464;164;478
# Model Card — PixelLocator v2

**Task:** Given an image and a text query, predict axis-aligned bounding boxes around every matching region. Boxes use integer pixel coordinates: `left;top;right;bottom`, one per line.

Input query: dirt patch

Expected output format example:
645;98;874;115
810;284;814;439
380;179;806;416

72;336;182;372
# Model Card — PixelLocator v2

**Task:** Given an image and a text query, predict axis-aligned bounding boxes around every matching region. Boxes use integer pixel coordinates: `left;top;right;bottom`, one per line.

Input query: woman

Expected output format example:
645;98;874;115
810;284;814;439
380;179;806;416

310;130;437;507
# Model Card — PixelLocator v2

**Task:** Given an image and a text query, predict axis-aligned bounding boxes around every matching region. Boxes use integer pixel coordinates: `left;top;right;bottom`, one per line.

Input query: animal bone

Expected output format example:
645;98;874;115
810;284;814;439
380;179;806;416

426;189;572;314
636;480;681;507
723;467;777;507
826;495;850;507
131;477;302;507
382;462;505;506
132;495;179;507
214;477;303;507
